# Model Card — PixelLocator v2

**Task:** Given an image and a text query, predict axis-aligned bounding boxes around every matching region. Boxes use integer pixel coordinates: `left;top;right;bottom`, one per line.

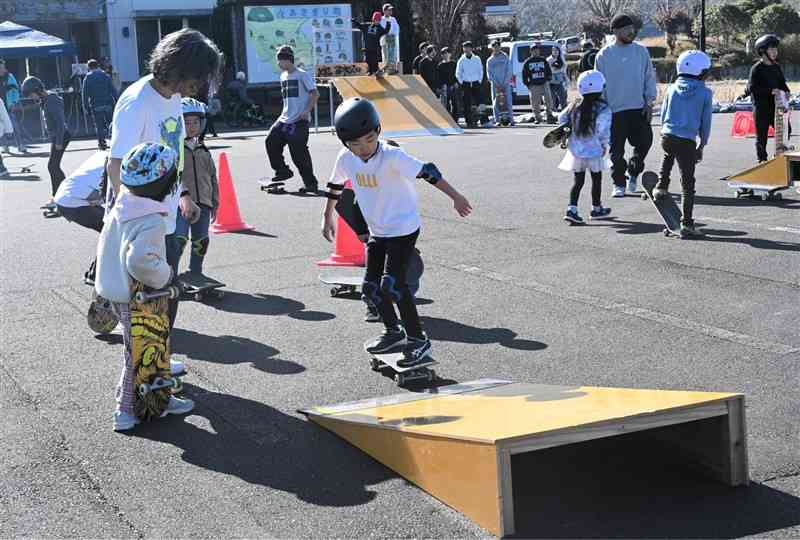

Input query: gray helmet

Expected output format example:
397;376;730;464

754;34;779;56
21;76;44;97
333;97;380;144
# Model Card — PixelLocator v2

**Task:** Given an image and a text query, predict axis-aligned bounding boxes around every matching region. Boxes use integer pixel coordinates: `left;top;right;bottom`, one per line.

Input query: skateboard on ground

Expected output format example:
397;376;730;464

319;274;361;297
87;289;120;334
542;124;571;149
178;272;225;301
41;202;60;218
11;164;34;174
368;347;438;387
640;171;683;237
129;281;182;421
495;91;512;126
259;178;287;194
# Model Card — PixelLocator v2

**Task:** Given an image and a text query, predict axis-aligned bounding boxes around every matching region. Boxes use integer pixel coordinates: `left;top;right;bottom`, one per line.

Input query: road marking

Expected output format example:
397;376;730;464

697;216;800;236
447;263;799;356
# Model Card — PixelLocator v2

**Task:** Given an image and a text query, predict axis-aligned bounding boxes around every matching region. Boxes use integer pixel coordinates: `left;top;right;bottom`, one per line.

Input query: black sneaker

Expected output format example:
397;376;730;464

397;335;432;367
364;326;406;354
271;170;294;183
298;185;318;194
364;304;382;323
679;223;705;238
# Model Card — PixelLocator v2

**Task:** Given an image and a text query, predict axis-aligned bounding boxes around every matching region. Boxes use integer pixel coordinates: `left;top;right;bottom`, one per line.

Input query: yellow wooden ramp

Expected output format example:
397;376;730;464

726;150;800;189
301;379;748;537
332;75;463;138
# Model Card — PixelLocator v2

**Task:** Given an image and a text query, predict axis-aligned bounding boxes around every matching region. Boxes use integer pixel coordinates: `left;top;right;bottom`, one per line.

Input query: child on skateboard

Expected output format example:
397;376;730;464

653;50;713;238
95;142;194;431
173;98;219;277
558;70;613;224
265;45;320;193
745;35;791;163
21;76;70;215
322;98;472;365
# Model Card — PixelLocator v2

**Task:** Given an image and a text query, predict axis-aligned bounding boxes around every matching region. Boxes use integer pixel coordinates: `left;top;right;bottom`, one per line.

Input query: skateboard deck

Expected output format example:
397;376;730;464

369;349;438;386
640;171;683;237
178;272;225;301
319;274;361;296
543;124;570;149
129;280;180;421
259;179;287;194
87;290;120;334
13;164;34;174
495;92;512;126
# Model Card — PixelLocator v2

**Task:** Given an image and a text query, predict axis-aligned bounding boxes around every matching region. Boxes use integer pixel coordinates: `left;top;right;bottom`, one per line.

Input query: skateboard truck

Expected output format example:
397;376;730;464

134;285;181;303
138;376;182;397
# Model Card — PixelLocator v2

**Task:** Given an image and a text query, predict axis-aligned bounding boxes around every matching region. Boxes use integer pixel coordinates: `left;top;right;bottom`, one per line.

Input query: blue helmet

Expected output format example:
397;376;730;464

181;97;206;116
120;142;178;200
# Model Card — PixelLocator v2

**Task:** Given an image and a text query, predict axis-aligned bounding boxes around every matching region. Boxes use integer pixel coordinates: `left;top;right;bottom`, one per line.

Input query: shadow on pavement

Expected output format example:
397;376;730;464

421;316;547;351
201;291;336;321
224;229;277;238
696;194;800;208
172;328;305;375
133;383;390;507
509;432;800;538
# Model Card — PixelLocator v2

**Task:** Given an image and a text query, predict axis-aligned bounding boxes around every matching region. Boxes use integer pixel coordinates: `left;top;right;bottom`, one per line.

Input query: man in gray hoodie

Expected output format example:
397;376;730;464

487;40;514;126
595;14;657;197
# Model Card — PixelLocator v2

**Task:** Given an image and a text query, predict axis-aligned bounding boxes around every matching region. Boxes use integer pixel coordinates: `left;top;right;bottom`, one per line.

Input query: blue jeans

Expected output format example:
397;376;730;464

490;83;514;124
167;205;212;274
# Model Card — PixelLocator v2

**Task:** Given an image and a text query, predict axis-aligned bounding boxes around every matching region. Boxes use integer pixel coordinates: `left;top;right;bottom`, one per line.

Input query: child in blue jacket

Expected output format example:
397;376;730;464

654;50;713;238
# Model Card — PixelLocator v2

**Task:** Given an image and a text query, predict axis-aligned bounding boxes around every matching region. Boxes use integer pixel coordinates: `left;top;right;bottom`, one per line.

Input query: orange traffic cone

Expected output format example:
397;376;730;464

731;111;774;138
212;152;255;234
318;180;365;267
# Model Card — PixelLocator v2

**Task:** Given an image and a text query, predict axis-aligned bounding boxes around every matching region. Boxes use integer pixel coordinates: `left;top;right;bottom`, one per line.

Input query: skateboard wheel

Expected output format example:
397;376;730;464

195;292;203;301
394;373;405;386
427;370;436;382
774;193;782;200
138;384;150;397
172;377;183;393
330;287;338;297
641;193;648;201
370;358;382;371
761;193;769;201
663;229;670;237
214;290;224;299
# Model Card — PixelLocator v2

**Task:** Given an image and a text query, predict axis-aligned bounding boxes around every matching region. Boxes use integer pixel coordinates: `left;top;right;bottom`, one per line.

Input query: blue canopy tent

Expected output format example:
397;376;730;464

0;21;77;84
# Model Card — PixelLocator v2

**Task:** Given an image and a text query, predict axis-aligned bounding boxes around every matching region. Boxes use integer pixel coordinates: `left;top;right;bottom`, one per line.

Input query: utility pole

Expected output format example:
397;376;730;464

699;0;706;51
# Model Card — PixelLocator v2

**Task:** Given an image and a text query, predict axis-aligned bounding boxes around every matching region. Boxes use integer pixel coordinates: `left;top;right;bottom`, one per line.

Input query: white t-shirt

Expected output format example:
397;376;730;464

329;141;424;237
55;150;107;208
110;75;185;234
278;68;316;124
380;15;399;40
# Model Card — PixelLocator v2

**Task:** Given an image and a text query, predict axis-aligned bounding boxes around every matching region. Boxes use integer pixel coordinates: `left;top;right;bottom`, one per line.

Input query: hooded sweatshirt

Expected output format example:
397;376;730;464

95;189;172;303
486;52;512;87
660;76;713;146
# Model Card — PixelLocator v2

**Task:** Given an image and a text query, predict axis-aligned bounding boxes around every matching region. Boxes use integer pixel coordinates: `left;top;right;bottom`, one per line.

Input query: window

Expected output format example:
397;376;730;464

187;16;211;38
135;17;185;76
517;46;530;61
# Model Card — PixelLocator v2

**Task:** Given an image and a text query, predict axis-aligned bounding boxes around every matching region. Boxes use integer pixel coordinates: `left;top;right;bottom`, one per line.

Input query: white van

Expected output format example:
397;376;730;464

500;40;565;104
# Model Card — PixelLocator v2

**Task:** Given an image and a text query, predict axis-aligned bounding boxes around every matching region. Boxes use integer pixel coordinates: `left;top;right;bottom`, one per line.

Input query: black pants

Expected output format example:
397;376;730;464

92;106;113;146
610;109;652;186
48;130;71;196
461;82;482;126
205;114;218;137
58;204;104;232
363;229;424;339
265;120;318;188
365;49;381;74
658;134;697;226
570;171;602;207
753;101;775;162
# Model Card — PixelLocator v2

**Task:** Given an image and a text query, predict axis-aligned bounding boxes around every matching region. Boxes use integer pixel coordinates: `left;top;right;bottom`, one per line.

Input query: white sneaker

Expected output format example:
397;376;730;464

612;185;626;198
161;396;195;417
170;357;186;376
627;175;639;193
113;410;139;431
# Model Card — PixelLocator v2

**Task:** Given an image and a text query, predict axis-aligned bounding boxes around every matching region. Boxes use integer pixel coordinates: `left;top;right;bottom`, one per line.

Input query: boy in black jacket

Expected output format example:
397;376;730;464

522;43;555;124
353;12;390;76
747;34;791;163
437;47;458;119
418;45;438;92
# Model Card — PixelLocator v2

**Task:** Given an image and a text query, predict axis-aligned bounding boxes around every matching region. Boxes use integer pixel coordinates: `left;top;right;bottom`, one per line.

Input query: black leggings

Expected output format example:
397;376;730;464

363;229;424;339
570;170;602;207
48;131;71;196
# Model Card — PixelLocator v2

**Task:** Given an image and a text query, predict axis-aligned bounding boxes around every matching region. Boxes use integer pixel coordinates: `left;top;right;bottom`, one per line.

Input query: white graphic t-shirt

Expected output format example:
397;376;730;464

329;141;424;237
54;150;107;208
110;75;185;234
278;68;317;124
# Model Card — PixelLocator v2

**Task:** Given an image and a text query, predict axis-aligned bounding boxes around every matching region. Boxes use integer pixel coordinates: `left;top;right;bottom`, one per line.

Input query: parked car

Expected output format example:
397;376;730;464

557;35;582;53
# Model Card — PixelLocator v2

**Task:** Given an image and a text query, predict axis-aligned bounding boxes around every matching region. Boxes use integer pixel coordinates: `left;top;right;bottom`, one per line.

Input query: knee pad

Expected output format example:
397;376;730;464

380;274;404;303
361;280;381;306
192;237;209;257
174;235;189;256
627;156;643;177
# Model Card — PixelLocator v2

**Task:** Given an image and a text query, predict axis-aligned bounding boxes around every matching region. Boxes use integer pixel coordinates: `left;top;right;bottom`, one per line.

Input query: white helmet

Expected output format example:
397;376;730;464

677;50;711;77
181;97;206;116
577;70;606;96
236;71;246;81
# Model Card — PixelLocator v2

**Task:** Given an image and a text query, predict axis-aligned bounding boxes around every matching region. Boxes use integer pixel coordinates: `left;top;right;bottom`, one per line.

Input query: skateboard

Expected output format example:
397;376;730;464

369;348;438;386
495;91;512;127
259;178;287;194
543;124;571;149
87;289;120;334
129;280;181;421
640;171;683;237
11;164;34;174
41;202;60;218
319;274;361;297
178;272;225;301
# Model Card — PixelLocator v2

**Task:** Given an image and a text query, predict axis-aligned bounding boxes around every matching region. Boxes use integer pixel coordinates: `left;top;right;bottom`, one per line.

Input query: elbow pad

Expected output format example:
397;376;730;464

417;163;442;185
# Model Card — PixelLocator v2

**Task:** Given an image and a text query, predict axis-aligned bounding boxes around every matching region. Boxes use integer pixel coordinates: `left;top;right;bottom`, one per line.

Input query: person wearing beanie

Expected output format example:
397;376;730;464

264;45;320;193
437;47;459;120
594;13;657;197
353;11;391;76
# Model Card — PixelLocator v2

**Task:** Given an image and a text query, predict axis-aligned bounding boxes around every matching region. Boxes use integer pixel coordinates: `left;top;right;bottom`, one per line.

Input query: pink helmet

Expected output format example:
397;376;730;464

372;11;382;23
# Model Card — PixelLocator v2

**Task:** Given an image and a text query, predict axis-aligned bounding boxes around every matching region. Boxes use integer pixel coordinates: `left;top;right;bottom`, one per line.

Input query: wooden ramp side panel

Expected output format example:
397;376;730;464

311;415;505;537
727;154;792;188
333;75;463;137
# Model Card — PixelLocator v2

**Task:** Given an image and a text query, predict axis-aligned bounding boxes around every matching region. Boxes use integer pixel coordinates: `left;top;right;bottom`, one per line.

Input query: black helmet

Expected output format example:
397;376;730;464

333;97;380;144
21;76;44;97
754;34;779;56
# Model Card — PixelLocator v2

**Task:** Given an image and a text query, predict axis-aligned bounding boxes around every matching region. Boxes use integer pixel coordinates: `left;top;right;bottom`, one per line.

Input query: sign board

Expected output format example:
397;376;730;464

244;4;353;84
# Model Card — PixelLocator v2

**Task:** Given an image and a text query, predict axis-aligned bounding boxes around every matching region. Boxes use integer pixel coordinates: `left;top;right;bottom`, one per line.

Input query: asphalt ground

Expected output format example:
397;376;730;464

1;115;798;538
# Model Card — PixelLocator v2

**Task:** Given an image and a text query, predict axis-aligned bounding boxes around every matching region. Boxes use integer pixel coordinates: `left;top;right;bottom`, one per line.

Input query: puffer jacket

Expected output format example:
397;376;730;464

182;140;219;210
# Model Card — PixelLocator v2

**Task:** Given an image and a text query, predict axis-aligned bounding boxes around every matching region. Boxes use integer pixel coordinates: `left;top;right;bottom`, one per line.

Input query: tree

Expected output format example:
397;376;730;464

738;0;782;17
654;0;693;53
512;0;582;38
751;3;800;37
694;3;751;49
410;0;484;51
581;0;638;27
